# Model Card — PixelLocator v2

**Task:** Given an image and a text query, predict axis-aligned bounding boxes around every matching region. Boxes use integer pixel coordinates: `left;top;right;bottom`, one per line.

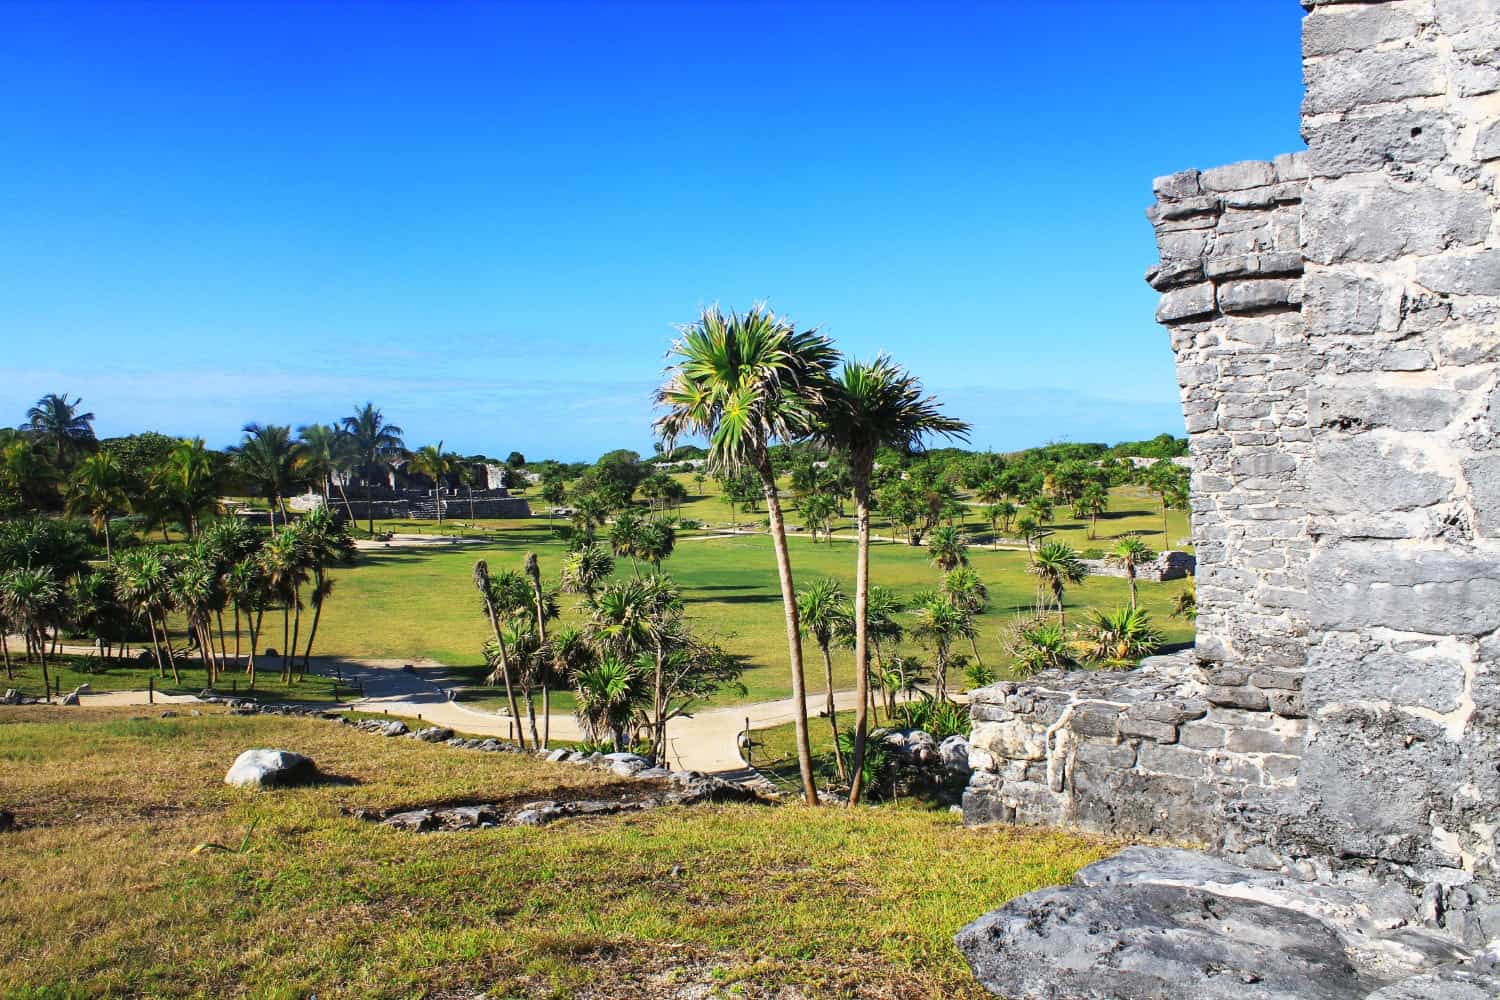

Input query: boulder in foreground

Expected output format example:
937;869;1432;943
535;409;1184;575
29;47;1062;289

956;847;1494;999
224;749;318;789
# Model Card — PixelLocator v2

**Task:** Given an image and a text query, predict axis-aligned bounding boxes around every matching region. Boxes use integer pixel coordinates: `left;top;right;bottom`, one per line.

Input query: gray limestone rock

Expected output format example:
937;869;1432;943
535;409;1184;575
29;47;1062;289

224;749;318;789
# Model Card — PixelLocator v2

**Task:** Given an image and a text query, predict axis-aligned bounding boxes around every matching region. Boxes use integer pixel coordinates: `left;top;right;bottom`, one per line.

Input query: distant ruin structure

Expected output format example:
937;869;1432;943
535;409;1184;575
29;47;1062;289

959;2;1500;995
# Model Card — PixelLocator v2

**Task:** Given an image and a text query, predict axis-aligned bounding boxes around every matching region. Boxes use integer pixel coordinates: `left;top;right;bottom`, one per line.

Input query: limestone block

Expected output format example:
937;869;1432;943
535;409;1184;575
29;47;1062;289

1461;453;1500;538
1304;631;1469;714
1303;47;1444;115
1156;282;1216;323
1308;543;1500;634
1199;160;1276;193
1305;110;1451;175
1477;120;1500;161
969;719;1045;762
1218;278;1302;314
1417;252;1500;297
1303;182;1490;264
1145;259;1204;291
1307;435;1456;513
1152;169;1200;199
1302;1;1424;57
1308;384;1464;432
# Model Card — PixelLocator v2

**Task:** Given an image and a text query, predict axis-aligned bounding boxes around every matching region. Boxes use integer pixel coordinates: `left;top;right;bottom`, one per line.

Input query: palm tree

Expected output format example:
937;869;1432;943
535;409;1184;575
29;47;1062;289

609;510;646;575
114;548;179;683
1075;606;1165;669
25;393;96;467
296;423;357;522
1108;536;1156;611
67;452;125;557
456;462;479;522
638;519;676;571
523;552;552;749
942;566;989;667
295;507;355;671
800;491;837;542
655;304;838;806
151;438;222;537
170;547;221;684
570;492;609;541
1031;541;1088;625
927;524;969;573
797;577;852;779
0;431;59;512
236;424;302;528
341;403;405;536
560;542;614;604
574;652;642;752
2;568;62;698
407;443;455;525
810;355;967;806
1079;482;1109;539
911;589;973;704
473;560;528;747
1015;512;1041;562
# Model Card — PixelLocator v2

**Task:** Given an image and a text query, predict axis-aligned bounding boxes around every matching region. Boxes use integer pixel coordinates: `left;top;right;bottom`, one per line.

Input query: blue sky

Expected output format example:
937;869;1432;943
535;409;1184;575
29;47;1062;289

0;1;1306;461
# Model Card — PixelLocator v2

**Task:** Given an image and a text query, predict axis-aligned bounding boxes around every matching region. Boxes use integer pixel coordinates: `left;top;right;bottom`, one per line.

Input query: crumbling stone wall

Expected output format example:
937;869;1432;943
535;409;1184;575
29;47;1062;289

966;0;1500;929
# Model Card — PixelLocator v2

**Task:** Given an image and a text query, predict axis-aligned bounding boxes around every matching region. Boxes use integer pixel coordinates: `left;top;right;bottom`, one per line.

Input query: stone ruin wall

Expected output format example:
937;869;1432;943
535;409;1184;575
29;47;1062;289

965;0;1500;934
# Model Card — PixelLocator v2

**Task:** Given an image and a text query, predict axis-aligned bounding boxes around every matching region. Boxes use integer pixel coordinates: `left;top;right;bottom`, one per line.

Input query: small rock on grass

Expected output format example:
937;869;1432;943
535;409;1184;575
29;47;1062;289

224;749;318;789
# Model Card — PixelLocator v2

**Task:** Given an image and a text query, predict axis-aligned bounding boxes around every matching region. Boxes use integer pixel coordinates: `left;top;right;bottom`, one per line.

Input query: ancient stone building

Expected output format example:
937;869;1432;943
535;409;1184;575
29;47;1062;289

959;2;1500;995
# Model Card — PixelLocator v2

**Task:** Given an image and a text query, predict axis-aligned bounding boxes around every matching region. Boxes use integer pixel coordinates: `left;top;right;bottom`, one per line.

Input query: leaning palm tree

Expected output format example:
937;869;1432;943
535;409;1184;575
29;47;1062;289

235;424;303;528
655;304;838;806
25;392;96;467
1031;541;1088;625
810;355;967;806
797;577;852;780
473;560;529;748
340;403;405;536
1108;536;1156;611
296;423;357;522
523;552;552;749
67;452;126;557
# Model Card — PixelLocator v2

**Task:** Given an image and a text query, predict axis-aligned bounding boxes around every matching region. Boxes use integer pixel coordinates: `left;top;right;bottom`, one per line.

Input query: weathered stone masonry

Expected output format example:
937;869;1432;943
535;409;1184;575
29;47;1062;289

963;0;1500;959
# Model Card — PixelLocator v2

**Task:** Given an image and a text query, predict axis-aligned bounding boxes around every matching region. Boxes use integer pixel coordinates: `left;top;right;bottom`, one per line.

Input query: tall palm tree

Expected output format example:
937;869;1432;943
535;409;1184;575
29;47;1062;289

810;355;967;806
295;507;355;671
235;424;302;528
655;304;838;806
560;542;614;604
114;548;178;682
407;443;455;525
927;524;969;573
638;519;676;571
523;552;552;749
341;403;405;536
609;510;646;576
25;393;96;467
473;560;528;747
1109;536;1156;611
2;568;62;698
797;577;852;780
258;527;307;683
1080;482;1110;539
296;423;357;522
67;452;126;557
1031;541;1088;625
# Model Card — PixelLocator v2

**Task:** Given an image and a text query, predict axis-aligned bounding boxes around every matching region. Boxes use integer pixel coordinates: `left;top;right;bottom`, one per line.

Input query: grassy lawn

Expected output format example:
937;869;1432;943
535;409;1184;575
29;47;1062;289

0;707;1114;998
2;655;343;703
309;488;1194;708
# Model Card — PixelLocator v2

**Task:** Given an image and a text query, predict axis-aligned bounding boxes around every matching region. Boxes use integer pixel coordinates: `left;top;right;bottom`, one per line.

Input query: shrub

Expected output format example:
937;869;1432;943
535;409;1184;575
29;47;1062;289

1081;547;1106;560
964;662;998;690
900;695;970;740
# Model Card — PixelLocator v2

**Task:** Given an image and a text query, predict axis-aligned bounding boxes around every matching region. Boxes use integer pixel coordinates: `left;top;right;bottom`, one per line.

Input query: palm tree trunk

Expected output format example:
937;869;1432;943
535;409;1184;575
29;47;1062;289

968;633;984;668
758;453;818;806
0;632;10;680
483;603;527;749
848;471;875;806
822;643;845;781
158;614;180;684
103;519;112;559
37;631;51;702
145;615;165;677
1128;569;1138;612
366;476;374;537
288;587;303;683
532;581;549;751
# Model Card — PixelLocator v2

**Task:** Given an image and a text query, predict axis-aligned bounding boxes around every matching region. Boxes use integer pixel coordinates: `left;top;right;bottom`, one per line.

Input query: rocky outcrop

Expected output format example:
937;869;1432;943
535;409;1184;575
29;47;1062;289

957;848;1496;1000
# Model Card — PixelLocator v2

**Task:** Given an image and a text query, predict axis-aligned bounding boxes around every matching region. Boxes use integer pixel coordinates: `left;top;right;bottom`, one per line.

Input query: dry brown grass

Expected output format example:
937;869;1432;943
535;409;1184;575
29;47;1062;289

0;706;1114;998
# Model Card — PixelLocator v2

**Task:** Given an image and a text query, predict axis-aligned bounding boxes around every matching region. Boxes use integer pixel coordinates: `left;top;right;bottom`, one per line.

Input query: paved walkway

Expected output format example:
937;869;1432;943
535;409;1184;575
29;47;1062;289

62;655;864;775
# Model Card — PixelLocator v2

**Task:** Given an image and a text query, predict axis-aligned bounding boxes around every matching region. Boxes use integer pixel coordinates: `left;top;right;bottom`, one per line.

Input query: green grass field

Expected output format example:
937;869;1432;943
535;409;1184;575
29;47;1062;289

2;655;342;703
308;485;1193;708
0;706;1114;997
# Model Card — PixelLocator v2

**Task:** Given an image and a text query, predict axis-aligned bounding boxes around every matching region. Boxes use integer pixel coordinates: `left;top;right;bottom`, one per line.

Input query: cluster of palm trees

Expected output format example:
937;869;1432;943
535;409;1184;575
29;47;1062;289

0;507;354;696
655;306;968;806
473;542;739;763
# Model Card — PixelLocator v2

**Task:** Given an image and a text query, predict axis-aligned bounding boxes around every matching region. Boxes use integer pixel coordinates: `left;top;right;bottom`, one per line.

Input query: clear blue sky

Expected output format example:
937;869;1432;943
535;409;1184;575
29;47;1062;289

0;1;1306;461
